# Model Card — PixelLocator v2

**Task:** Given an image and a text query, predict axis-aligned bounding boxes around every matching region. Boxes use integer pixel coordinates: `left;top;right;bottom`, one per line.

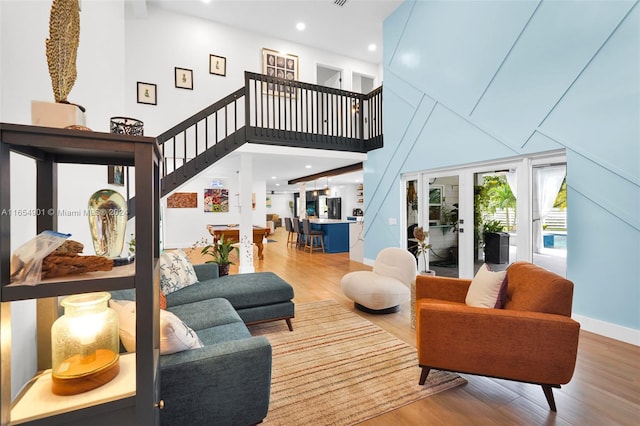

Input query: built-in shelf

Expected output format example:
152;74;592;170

2;263;137;302
10;354;136;425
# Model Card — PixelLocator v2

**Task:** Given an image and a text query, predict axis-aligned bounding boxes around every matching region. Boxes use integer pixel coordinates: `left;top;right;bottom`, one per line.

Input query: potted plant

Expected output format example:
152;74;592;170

412;226;433;274
201;235;239;276
482;220;509;264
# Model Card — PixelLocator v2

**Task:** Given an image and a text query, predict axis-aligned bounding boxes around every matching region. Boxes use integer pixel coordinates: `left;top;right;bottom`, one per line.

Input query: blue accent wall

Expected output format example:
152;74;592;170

370;0;639;331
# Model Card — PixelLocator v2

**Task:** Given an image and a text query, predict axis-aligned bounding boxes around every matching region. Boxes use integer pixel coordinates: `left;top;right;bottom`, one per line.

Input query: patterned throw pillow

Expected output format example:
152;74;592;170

159;249;198;295
109;299;204;355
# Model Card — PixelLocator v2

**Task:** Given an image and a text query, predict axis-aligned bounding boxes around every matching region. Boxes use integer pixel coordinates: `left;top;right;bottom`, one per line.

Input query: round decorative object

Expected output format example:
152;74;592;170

110;116;143;136
88;189;128;258
51;292;120;395
64;124;92;131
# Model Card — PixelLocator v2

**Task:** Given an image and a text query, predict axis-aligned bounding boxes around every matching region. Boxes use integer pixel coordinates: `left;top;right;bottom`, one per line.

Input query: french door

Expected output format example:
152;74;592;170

403;151;567;279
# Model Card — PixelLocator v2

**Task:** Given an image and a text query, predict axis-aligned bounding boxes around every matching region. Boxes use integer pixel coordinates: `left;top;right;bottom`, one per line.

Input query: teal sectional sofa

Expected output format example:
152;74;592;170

111;263;295;425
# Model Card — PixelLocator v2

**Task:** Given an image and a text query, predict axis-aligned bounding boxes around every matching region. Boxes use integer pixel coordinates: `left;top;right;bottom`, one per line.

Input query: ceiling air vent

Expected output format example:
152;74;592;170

334;0;348;6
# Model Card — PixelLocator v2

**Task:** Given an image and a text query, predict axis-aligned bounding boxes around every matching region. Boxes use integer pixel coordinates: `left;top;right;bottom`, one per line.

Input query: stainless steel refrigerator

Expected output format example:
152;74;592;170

327;197;341;219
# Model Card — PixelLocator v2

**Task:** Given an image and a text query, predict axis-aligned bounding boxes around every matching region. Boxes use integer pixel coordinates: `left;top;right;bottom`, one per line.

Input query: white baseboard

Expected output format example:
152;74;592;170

572;314;640;346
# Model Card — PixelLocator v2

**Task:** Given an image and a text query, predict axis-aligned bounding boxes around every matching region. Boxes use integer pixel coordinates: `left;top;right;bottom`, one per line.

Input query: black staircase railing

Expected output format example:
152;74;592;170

154;71;382;198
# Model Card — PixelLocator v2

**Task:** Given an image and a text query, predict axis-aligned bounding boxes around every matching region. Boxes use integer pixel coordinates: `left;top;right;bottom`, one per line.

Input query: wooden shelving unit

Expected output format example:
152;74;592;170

0;123;162;425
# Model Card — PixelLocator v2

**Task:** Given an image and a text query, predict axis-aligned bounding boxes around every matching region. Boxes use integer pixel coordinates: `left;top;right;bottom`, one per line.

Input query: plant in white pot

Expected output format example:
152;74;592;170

413;226;433;274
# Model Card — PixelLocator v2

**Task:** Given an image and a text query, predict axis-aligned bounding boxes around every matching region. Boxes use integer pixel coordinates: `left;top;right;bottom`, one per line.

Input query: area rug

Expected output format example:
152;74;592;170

249;300;467;425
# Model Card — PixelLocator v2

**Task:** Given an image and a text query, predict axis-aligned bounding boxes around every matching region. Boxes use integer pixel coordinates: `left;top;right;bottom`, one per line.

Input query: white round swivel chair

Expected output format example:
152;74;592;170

341;247;417;314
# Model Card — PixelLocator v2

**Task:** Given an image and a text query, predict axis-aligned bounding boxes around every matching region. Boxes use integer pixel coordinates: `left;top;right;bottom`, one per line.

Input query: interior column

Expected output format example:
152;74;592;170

239;153;255;273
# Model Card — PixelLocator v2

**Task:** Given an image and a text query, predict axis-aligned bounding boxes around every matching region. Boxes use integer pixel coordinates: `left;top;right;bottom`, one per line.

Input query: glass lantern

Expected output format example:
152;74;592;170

51;292;120;396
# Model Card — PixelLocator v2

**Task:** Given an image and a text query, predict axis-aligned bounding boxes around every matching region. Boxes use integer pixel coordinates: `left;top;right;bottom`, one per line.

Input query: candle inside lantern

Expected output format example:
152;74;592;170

51;292;120;396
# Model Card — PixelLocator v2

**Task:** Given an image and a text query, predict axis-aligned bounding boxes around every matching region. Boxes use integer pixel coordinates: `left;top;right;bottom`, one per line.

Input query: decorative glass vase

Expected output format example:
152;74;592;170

51;292;120;395
88;189;127;258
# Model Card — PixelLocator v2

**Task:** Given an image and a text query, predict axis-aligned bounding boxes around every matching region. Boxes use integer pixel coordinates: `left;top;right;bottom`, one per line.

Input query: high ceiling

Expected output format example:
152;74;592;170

140;0;402;193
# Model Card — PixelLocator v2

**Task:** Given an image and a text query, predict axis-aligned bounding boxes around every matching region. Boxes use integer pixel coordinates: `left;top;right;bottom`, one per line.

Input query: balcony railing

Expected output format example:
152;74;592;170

155;71;382;196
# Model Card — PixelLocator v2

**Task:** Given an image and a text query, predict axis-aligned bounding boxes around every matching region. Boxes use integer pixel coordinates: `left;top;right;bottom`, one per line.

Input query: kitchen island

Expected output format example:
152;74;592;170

308;218;351;253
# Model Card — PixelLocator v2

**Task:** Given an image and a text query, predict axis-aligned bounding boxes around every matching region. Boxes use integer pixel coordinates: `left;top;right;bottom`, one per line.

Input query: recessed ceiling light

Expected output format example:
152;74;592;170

368;43;377;52
201;0;212;4
271;176;277;179
305;165;312;169
296;22;306;31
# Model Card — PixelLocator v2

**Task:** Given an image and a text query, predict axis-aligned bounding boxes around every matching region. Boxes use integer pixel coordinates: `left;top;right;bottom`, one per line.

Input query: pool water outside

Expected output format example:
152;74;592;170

543;233;567;249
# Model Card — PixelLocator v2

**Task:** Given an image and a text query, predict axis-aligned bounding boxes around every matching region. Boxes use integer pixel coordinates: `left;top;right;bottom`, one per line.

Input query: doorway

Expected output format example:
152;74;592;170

316;64;343;136
405;151;567;279
352;72;375;94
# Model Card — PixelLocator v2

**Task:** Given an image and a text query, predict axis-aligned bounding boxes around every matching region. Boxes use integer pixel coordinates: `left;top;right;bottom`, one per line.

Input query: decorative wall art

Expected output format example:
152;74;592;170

209;54;226;76
262;48;298;97
167;192;198;208
174;67;193;90
137;82;157;105
108;165;125;186
204;188;229;212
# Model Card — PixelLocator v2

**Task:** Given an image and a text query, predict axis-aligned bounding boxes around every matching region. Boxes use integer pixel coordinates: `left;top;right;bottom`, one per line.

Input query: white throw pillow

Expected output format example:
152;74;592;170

465;264;508;308
159;309;204;354
109;299;204;354
109;299;136;352
160;249;198;295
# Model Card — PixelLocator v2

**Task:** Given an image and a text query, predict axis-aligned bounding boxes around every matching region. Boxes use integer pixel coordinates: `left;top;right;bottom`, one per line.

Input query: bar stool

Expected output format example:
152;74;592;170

302;219;325;253
284;217;296;247
291;217;304;248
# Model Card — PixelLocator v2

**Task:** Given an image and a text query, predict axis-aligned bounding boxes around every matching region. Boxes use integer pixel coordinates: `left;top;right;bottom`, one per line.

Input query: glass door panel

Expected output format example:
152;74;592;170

423;175;461;277
532;164;567;277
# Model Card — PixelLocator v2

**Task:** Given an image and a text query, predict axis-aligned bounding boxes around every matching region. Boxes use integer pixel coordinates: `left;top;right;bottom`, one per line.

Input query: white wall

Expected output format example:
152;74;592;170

162;173;267;249
124;5;380;137
267;192;295;222
1;0;128;399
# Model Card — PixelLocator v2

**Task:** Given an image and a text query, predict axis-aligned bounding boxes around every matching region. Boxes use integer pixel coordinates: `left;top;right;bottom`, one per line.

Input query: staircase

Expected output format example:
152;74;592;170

160;71;382;196
127;72;383;218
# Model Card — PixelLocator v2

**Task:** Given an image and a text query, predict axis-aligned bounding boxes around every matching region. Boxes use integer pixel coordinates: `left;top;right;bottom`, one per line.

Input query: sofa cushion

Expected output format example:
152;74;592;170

160;249;198;295
166;272;294;309
465;264;507;308
167;298;244;331
197;322;252;345
109;299;203;354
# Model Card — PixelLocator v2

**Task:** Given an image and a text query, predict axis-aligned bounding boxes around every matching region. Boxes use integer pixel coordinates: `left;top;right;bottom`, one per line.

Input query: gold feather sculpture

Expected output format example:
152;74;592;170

45;0;80;104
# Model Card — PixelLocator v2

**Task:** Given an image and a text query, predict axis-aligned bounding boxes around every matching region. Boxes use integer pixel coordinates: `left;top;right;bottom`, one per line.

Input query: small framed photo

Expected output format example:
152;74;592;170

108;165;125;186
137;82;157;105
209;54;226;76
174;67;193;90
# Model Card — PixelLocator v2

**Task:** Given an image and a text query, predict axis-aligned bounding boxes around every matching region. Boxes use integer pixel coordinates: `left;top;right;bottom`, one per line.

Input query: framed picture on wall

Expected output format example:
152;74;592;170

108;165;125;186
137;82;157;105
174;67;193;90
262;48;298;97
204;188;229;212
209;54;226;76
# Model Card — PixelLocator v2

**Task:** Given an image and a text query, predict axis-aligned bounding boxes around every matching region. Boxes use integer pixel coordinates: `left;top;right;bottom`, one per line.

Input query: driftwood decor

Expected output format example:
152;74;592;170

41;240;113;279
46;0;80;104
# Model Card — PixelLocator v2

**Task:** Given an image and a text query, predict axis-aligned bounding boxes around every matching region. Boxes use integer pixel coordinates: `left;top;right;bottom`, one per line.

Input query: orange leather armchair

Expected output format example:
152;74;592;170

415;262;580;411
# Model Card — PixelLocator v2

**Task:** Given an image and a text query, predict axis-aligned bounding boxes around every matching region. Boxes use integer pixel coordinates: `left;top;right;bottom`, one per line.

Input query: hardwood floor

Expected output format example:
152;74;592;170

213;227;640;425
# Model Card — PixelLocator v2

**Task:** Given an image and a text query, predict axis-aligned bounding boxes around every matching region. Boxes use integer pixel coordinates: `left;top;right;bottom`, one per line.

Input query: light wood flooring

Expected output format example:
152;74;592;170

199;227;640;425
